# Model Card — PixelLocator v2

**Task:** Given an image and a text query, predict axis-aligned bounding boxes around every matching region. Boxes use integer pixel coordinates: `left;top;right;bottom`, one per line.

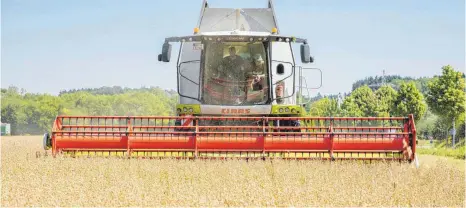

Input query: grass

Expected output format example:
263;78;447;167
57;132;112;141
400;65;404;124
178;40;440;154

2;136;465;207
417;146;465;159
417;139;466;160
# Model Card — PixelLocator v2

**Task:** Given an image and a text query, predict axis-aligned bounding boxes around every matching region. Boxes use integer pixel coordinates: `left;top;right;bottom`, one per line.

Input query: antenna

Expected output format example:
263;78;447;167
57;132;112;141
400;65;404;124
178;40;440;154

382;69;386;86
197;0;208;29
337;93;343;109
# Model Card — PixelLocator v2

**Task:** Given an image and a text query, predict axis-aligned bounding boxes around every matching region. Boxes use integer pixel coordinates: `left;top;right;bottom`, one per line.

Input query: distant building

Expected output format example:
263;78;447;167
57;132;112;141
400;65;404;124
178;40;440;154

1;123;11;136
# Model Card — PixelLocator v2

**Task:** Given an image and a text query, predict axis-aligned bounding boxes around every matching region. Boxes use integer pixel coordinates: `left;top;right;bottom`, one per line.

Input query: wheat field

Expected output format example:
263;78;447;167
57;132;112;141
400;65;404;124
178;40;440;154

1;136;465;207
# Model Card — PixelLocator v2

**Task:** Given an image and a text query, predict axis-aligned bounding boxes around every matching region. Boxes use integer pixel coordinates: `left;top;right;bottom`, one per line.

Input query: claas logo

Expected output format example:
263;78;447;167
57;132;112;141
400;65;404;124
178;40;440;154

221;109;251;114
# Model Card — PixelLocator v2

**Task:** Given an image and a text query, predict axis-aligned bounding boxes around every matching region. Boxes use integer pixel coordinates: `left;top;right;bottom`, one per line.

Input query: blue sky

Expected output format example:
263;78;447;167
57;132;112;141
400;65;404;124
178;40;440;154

2;0;464;95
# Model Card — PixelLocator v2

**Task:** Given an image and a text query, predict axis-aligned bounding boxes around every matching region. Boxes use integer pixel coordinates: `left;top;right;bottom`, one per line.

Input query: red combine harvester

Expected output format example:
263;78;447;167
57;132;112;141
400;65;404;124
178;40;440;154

43;0;417;162
45;116;417;161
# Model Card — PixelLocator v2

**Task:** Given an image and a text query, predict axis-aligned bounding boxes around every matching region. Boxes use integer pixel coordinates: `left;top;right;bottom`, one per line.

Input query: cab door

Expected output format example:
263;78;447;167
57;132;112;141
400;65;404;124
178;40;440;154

270;42;296;105
178;42;202;104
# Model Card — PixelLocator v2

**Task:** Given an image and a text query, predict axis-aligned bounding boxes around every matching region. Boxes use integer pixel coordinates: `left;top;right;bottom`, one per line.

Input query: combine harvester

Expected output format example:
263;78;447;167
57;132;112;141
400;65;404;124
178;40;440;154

44;0;417;162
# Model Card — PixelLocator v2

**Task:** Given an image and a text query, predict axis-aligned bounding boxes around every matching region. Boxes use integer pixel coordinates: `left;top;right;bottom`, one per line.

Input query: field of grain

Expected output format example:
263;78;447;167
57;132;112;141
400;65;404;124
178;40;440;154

1;136;465;207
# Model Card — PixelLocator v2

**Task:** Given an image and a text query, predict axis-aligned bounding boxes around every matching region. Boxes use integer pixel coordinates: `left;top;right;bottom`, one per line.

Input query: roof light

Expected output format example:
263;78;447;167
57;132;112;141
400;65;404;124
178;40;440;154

271;27;278;34
193;27;199;34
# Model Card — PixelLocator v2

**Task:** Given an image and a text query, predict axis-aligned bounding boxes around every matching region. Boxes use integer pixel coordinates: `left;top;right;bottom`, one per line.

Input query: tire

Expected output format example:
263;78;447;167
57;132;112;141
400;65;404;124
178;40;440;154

43;133;51;150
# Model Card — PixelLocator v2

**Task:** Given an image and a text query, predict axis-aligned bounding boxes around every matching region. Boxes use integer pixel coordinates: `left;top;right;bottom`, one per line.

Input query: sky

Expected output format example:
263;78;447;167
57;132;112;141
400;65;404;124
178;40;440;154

1;0;465;96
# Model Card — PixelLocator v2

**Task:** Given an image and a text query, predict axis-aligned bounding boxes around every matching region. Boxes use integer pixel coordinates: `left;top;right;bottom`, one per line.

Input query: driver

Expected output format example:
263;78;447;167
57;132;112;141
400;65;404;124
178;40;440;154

218;46;247;104
219;47;246;79
247;54;266;91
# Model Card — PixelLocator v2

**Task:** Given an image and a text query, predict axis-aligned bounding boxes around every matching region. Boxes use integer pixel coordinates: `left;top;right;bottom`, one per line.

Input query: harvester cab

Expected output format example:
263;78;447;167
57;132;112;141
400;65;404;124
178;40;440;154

159;0;319;118
44;0;418;163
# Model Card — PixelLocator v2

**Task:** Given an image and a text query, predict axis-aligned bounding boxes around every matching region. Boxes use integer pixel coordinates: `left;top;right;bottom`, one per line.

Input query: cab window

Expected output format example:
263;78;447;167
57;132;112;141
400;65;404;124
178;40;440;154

202;41;269;105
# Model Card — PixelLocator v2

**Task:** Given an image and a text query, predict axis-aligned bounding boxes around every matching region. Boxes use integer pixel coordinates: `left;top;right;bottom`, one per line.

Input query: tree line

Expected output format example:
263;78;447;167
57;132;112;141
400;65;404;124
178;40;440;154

308;65;465;145
1;87;178;135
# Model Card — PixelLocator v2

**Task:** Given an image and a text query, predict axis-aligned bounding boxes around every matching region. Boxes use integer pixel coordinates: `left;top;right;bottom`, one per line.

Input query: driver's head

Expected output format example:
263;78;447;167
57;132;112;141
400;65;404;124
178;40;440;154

229;47;237;56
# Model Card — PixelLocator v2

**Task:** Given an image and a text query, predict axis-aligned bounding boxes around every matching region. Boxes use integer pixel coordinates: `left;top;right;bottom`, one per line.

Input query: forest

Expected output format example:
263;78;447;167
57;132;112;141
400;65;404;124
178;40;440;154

1;86;178;135
305;65;465;144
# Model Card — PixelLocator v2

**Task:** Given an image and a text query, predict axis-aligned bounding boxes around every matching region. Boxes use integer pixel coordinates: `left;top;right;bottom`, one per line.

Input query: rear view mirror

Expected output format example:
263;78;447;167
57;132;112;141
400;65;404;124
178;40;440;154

159;43;172;62
300;44;313;63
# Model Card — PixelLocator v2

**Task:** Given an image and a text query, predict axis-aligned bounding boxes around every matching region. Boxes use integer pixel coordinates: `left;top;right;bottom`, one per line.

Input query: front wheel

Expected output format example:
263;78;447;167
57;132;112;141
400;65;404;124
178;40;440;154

43;133;51;150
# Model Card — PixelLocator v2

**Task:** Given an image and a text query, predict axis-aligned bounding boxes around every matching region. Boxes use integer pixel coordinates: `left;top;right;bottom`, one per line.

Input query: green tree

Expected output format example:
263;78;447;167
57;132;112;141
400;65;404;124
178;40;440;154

1;89;29;134
392;82;426;121
308;97;339;116
35;95;63;132
374;85;397;117
342;85;377;117
426;65;466;146
415;110;439;140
